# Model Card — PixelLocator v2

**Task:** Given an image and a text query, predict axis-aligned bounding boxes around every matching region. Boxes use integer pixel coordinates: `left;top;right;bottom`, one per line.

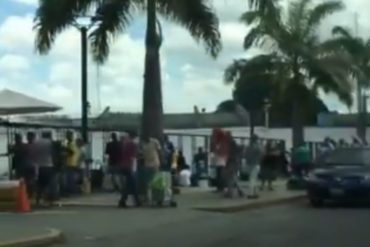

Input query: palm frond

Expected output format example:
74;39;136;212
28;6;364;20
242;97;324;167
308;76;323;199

305;1;343;35
89;0;134;64
240;11;260;25
243;27;267;50
34;0;97;54
248;0;280;14
224;59;248;84
332;25;353;39
157;0;221;58
287;0;311;39
306;53;354;106
224;54;287;85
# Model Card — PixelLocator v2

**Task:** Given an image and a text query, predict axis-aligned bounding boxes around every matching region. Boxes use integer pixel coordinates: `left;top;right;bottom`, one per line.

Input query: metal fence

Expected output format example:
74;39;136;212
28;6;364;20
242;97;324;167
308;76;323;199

0;121;290;175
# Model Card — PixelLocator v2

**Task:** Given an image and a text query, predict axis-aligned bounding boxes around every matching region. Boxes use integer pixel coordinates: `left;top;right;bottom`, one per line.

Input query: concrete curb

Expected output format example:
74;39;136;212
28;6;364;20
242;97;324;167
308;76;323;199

0;229;64;247
56;202;116;208
193;194;307;213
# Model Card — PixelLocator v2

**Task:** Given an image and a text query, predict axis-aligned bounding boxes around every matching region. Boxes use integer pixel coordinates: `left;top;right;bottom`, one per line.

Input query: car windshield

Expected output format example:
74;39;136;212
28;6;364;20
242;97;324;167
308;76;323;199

317;148;370;166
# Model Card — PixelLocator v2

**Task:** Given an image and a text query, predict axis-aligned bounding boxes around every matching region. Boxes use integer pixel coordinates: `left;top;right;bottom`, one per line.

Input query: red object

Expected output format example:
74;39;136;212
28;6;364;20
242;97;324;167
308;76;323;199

120;140;137;169
211;128;230;157
17;179;31;213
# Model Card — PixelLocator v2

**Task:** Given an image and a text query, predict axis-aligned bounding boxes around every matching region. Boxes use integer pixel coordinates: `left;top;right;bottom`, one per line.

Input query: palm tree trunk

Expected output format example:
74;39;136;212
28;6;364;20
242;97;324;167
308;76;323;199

249;111;255;139
141;0;164;142
292;97;304;148
291;60;304;149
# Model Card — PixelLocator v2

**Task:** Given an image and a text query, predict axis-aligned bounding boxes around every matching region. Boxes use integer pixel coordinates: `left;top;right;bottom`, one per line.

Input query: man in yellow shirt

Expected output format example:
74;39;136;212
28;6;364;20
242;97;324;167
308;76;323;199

63;131;80;194
141;136;162;201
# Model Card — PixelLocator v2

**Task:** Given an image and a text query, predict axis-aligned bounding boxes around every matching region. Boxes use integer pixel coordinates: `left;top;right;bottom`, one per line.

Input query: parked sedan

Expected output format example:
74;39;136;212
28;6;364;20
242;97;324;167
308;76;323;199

306;147;370;207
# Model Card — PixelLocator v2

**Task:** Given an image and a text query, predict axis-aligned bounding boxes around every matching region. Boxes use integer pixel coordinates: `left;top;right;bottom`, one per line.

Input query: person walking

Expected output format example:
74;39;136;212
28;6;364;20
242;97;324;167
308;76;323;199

105;133;122;191
224;133;244;198
118;133;140;208
246;135;262;199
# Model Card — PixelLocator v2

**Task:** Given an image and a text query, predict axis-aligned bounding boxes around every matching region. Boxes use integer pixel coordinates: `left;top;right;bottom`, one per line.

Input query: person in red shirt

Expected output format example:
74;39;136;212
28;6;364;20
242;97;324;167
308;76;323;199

118;132;140;208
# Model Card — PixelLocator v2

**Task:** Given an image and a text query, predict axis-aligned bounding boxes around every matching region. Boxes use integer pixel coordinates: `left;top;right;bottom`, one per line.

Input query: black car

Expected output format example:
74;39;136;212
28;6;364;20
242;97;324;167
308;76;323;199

306;147;370;207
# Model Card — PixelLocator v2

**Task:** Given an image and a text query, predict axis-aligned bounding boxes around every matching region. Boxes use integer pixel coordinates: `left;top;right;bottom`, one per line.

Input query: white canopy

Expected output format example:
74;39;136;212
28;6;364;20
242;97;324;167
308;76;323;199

0;89;61;115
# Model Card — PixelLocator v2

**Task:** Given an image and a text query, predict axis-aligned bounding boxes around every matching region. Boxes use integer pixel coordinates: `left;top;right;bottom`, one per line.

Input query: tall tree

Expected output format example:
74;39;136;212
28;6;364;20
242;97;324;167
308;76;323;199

223;55;329;132
324;26;370;140
224;55;271;137
34;0;221;142
240;0;354;147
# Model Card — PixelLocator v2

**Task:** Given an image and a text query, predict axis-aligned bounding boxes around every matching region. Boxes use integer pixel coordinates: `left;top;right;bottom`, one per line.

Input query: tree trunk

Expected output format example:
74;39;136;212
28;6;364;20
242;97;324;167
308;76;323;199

292;97;304;149
141;0;164;142
249;111;255;140
291;59;304;149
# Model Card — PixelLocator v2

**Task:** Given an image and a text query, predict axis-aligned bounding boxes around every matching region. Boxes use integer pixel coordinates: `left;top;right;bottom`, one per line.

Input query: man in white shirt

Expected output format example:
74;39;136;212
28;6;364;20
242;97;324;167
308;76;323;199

35;132;55;206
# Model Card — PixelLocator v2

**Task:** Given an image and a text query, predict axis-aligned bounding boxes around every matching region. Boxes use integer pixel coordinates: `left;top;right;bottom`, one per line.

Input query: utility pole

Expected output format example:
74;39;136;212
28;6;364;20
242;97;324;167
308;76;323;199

72;15;102;143
80;26;88;143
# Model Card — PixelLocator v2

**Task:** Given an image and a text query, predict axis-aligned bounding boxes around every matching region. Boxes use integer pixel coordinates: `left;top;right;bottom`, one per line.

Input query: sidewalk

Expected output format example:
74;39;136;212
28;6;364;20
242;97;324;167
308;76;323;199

0;225;63;247
57;180;306;212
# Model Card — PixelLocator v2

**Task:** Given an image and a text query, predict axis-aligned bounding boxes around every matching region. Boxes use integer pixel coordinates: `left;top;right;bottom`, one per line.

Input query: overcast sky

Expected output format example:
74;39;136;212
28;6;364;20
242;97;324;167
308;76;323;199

0;0;368;116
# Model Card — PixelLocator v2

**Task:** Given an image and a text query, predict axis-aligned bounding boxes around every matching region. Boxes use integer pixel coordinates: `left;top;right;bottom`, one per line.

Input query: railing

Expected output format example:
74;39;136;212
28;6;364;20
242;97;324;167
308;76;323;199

0;121;287;175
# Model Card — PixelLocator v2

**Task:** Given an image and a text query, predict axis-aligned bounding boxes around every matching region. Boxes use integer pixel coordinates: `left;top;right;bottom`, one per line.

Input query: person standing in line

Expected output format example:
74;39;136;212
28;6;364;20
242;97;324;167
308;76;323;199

63;131;80;194
8;133;26;179
292;143;311;178
211;129;229;192
141;136;162;203
246;135;262;199
105;133;122;191
260;141;277;191
118;133;140;208
224;133;244;198
51;138;64;200
163;135;175;171
23;132;38;199
34;132;55;206
193;147;208;180
76;138;88;193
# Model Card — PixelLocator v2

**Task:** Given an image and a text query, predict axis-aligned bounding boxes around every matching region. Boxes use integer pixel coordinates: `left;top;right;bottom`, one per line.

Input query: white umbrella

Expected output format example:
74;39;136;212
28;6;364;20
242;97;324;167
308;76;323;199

0;89;61;115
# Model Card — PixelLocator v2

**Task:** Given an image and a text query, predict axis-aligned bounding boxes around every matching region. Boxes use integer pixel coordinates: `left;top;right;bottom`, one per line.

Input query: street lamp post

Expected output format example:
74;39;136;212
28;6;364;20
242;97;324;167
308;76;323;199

80;26;88;143
72;16;101;143
264;99;271;129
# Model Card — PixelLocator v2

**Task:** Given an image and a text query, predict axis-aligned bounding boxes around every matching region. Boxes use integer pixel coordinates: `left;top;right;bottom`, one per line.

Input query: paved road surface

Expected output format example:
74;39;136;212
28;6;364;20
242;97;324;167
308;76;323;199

2;202;370;247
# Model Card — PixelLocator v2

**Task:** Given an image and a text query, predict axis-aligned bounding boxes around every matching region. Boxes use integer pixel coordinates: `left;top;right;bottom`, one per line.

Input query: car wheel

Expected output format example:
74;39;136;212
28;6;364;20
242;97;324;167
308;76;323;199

309;197;324;208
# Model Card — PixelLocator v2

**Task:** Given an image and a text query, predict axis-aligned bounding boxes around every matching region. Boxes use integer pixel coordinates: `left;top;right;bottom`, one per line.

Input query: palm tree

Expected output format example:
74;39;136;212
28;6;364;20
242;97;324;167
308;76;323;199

324;26;370;140
34;0;222;142
224;55;271;138
239;0;355;148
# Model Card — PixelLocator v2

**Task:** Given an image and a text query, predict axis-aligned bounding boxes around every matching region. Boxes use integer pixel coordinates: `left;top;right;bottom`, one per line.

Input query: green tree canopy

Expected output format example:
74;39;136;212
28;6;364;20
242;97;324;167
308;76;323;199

34;0;222;141
237;0;354;147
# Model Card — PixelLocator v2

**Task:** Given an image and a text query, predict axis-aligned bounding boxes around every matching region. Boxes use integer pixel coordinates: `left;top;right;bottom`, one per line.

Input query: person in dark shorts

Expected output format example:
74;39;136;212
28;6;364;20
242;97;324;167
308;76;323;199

260;141;278;191
8;133;26;179
105;133;122;191
35;132;55;206
118;133;140;208
23;132;38;198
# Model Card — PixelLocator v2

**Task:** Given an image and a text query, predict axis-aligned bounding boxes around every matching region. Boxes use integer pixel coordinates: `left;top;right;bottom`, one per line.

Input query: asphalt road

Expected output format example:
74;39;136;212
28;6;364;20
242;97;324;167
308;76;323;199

2;202;370;247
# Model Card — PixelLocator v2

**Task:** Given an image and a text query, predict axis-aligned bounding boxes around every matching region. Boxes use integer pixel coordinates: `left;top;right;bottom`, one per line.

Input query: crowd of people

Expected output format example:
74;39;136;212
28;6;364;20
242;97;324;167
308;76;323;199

11;127;359;207
7;131;87;206
209;129;289;199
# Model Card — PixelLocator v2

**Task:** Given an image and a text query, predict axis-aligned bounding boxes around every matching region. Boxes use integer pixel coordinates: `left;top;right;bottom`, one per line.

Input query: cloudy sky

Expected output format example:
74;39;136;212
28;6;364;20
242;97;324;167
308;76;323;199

0;0;368;116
